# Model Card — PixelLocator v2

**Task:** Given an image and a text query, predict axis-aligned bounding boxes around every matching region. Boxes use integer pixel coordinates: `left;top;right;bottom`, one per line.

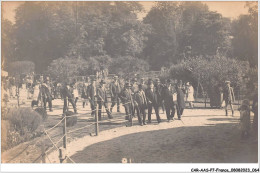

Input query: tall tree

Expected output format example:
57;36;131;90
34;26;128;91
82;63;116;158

232;2;258;67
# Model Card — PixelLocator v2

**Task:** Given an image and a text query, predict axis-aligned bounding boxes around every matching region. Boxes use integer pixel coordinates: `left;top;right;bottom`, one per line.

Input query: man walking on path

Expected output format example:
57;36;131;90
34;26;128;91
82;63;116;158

146;80;161;124
134;84;148;125
110;76;121;113
96;80;113;120
223;81;235;116
87;78;97;116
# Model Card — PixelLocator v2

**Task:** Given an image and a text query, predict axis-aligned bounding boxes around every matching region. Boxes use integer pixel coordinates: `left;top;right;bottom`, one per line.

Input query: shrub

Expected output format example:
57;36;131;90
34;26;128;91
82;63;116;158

65;111;78;127
169;55;249;91
1;108;43;151
34;107;48;121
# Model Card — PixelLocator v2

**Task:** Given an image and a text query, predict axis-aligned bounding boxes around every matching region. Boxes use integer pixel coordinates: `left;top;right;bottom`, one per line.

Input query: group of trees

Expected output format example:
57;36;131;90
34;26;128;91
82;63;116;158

2;1;258;80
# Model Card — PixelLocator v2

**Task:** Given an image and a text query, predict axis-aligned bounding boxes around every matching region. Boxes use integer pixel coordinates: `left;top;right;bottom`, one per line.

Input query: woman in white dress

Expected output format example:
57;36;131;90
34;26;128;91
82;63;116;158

186;82;194;108
19;83;28;104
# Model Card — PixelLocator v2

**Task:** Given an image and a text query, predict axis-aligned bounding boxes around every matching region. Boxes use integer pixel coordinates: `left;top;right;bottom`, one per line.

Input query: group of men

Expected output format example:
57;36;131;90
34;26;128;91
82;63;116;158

80;76;186;126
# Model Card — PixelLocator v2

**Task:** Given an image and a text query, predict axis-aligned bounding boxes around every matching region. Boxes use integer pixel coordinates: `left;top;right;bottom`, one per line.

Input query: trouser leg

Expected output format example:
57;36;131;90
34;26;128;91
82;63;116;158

148;104;152;122
165;104;171;120
171;104;176;118
43;97;47;110
90;100;95;115
117;97;120;112
154;105;161;122
68;98;77;113
63;98;68;113
142;106;147;124
136;107;143;125
47;98;52;111
98;102;102;120
104;102;112;118
110;97;116;112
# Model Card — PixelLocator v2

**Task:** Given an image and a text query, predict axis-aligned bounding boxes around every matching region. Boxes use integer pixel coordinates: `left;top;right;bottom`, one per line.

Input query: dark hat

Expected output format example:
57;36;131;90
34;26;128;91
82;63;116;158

148;80;154;85
125;82;132;87
166;79;171;83
100;80;106;84
138;84;143;89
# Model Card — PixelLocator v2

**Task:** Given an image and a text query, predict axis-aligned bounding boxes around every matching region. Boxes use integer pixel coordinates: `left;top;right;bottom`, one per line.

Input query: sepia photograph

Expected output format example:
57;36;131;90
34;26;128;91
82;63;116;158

1;0;259;170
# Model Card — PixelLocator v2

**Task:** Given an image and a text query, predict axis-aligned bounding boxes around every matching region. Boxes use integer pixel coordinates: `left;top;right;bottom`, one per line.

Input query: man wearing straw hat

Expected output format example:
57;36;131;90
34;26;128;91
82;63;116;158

96;79;113;120
223;80;235;116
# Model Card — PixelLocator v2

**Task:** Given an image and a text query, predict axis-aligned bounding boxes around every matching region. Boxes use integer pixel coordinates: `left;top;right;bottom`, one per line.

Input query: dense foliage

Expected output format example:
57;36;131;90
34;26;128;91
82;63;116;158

2;1;258;78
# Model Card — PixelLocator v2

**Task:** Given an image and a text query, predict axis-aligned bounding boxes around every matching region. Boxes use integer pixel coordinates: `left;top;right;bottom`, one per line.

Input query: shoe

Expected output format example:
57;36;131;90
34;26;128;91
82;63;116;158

143;122;147;125
147;120;151;124
49;109;53;112
140;123;143;126
158;120;161;124
109;115;113;119
178;117;181;120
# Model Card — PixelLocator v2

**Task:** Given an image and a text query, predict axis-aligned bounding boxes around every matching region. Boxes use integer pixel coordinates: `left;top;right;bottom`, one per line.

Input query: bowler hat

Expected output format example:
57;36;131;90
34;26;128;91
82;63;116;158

100;80;106;84
125;82;132;87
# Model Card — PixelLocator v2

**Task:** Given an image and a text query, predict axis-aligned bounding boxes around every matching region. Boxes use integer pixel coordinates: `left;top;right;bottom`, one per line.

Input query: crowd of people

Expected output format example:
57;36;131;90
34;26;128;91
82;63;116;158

2;73;258;139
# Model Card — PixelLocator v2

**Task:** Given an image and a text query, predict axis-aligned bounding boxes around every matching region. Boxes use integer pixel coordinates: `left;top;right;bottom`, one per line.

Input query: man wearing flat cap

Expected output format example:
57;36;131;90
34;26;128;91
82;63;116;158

223;81;235;116
109;76;121;113
96;80;113;120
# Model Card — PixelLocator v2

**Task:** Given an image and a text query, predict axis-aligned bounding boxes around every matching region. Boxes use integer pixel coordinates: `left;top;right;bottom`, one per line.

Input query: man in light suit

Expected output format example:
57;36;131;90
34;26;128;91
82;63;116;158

223;81;235;116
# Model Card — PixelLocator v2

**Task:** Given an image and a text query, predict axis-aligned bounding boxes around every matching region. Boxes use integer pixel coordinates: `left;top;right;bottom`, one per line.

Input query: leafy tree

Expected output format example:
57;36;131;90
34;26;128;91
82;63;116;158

2;19;15;69
143;2;232;70
169;55;249;91
231;2;258;67
47;57;88;81
7;61;35;76
109;56;150;78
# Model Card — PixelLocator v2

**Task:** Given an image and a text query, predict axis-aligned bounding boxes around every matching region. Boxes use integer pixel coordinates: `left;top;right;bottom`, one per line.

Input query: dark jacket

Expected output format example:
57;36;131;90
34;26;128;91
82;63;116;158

145;87;160;105
161;85;175;105
110;81;121;98
119;88;133;104
87;84;96;100
134;90;147;108
60;85;73;99
96;86;108;102
176;87;185;109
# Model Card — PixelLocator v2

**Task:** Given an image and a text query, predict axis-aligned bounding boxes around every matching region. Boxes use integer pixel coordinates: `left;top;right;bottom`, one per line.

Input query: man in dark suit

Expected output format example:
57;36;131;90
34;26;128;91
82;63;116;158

223;81;235;116
87;78;97;116
119;82;134;122
134;84;148;125
40;80;53;112
109;76;121;113
60;82;77;114
175;83;185;120
145;80;161;124
96;80;113;120
161;79;175;122
154;78;164;113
